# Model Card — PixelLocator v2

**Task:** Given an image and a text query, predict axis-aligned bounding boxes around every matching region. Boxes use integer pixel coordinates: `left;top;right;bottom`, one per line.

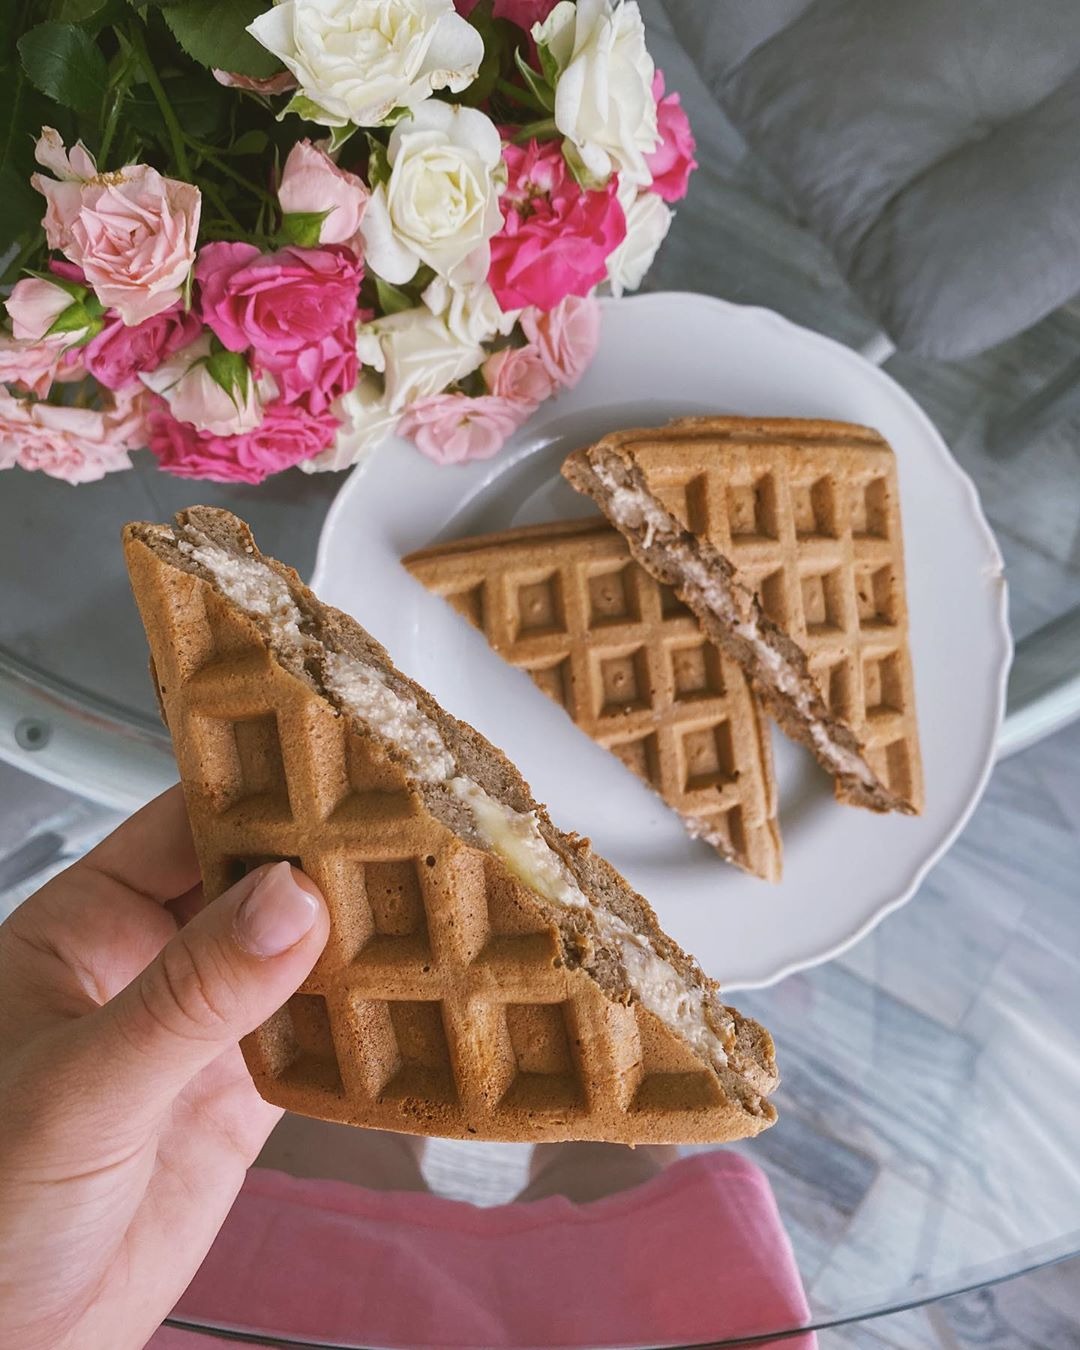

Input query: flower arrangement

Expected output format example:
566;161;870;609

0;0;696;485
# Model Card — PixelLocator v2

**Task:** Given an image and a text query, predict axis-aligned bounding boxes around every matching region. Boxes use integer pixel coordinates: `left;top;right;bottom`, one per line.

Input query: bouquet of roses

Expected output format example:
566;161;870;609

0;0;696;485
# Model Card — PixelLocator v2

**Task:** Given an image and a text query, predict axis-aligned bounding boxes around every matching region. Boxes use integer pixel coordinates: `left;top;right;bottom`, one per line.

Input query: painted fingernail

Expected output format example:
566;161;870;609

235;862;319;957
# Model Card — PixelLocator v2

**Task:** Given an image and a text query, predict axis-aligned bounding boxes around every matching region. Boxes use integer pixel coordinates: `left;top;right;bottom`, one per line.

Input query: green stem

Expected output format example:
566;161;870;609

200;180;244;233
513;117;558;144
98;91;124;166
495;78;542;111
186;139;269;200
99;49;138;167
1;1;33;181
205;223;275;247
127;21;191;179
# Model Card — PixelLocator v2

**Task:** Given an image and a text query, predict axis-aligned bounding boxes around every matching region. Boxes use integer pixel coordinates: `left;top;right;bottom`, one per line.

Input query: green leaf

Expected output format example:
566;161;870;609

128;72;229;142
280;91;329;122
47;306;92;335
537;39;560;88
373;274;413;316
52;0;107;24
364;133;390;187
163;0;284;80
280;209;330;248
513;46;554;114
326;121;359;154
561;139;607;190
205;345;250;402
230;128;268;156
0;54;72;255
45;296;104;341
18;22;107;113
53;0;129;34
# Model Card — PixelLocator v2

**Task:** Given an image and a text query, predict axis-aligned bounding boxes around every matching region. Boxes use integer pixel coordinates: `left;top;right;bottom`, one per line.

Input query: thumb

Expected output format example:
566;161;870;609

87;862;329;1114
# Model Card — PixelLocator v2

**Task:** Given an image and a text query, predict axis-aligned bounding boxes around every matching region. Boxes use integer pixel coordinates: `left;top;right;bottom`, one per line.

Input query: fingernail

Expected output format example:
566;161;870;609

235;862;319;957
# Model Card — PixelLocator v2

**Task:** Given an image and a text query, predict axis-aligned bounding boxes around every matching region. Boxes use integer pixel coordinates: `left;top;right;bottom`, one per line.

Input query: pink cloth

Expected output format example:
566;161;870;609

150;1152;815;1349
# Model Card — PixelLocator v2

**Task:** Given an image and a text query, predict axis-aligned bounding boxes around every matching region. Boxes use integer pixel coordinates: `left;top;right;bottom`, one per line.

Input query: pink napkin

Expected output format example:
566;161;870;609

151;1151;815;1349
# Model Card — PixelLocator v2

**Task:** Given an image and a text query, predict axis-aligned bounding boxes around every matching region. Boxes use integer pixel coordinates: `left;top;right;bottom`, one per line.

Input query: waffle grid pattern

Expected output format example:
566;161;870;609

624;421;923;811
129;543;737;1141
406;521;780;880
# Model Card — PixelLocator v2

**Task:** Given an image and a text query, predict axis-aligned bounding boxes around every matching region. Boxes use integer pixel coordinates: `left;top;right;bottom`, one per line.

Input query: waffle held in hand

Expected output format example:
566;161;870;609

123;508;778;1144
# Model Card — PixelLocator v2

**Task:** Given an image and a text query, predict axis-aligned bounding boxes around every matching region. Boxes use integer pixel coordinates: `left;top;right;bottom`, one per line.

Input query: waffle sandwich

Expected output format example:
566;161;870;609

563;418;923;815
403;519;781;881
123;508;778;1143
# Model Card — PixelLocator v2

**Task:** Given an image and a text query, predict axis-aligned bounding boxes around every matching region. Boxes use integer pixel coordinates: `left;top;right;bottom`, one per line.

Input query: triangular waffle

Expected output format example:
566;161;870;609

563;417;923;814
123;508;778;1143
403;519;781;881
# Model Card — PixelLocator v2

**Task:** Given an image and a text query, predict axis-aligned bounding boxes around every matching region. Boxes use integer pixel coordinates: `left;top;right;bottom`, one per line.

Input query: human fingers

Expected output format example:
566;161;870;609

70;862;328;1124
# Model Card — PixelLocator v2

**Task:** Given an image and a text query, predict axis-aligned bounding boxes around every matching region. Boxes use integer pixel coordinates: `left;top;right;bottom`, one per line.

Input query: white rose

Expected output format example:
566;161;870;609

534;0;658;188
360;102;505;286
422;275;519;345
357;307;485;412
248;0;483;128
301;374;400;472
139;334;275;436
605;182;673;297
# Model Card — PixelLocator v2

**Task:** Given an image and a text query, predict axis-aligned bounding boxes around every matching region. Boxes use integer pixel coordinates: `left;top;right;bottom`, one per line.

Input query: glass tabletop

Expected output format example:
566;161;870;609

159;726;1080;1349
1;463;339;724
4;3;1080;1345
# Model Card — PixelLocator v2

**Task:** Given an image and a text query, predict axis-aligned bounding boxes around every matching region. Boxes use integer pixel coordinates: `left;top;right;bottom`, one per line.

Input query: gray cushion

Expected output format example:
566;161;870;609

661;0;1080;358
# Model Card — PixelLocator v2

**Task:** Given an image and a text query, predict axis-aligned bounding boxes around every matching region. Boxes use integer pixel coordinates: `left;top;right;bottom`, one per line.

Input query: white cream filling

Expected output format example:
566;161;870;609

322;653;455;784
180;529;731;1069
594;469;877;788
180;540;305;646
683;813;737;862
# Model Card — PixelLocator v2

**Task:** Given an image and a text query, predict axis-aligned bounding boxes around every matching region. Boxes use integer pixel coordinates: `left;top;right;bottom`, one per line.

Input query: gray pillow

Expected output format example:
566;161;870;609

661;0;1080;358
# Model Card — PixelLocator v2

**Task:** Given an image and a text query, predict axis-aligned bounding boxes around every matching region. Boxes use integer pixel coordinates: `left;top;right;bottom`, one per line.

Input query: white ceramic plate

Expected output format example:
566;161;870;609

313;293;1011;989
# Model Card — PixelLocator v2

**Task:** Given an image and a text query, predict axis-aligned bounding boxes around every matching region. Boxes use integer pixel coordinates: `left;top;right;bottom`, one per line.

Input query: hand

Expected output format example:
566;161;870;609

0;786;330;1350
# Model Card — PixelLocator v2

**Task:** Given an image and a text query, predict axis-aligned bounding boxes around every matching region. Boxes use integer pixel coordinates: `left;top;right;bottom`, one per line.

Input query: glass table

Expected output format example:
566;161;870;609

4;20;1080;1345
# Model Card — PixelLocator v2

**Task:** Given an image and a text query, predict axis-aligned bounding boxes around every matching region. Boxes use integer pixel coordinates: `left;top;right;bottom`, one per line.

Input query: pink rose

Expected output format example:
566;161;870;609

262;322;359;415
32;130;200;327
487;139;626;312
148;397;339;483
6;276;81;343
455;0;558;29
82;302;201;390
212;68;298;95
196;242;361;357
646;72;698;203
32;126;97;181
140;334;276;436
0;337;64;398
278;140;368;249
519;294;600;389
397;392;526;465
482;343;555;407
0;383;145;483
